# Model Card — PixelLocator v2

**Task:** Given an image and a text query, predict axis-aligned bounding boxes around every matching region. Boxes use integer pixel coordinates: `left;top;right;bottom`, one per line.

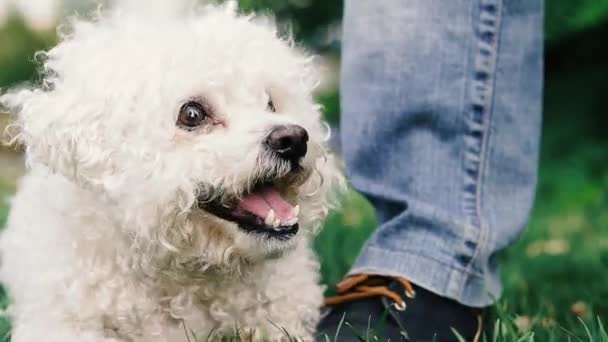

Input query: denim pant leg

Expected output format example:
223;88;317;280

341;0;543;307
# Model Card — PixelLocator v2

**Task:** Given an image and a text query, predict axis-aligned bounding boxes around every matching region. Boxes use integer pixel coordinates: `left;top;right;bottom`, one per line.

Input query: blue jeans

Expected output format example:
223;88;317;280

341;0;543;307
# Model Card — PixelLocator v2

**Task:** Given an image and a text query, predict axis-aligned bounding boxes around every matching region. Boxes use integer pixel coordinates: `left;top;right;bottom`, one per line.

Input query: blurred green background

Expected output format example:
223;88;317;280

1;0;608;340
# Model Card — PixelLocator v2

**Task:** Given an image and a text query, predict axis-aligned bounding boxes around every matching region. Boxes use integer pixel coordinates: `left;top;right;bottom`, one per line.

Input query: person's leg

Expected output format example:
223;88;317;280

319;0;543;339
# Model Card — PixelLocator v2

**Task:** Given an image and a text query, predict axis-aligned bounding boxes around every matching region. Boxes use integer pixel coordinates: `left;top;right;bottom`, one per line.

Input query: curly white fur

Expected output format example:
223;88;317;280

0;2;344;341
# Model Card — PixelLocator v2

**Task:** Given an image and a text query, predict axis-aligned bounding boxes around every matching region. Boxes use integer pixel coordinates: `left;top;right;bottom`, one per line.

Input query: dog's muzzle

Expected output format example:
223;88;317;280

197;127;310;240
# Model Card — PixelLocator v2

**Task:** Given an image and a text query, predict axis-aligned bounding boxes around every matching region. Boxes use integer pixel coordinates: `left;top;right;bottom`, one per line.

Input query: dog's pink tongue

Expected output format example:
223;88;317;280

238;187;295;221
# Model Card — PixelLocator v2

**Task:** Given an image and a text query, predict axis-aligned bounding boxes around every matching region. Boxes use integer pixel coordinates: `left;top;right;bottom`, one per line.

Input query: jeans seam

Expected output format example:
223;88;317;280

460;0;504;298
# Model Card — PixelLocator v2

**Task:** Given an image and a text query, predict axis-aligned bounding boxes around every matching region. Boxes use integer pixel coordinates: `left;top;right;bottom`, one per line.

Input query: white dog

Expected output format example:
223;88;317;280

0;2;343;341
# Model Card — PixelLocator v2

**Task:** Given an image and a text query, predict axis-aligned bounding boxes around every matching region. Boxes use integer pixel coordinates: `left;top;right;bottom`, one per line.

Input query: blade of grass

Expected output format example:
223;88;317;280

516;332;535;342
334;312;346;342
577;317;593;342
182;320;192;342
344;321;367;342
266;319;294;341
559;326;584;342
597;316;608;341
493;319;500;342
365;315;371;342
451;328;467;342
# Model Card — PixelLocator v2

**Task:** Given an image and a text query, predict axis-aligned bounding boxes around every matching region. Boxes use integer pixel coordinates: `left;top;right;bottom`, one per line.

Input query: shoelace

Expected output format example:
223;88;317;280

324;274;415;311
324;274;482;342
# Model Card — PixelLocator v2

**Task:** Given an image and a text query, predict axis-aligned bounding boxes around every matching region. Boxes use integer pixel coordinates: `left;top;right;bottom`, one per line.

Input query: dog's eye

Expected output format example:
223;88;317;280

266;95;276;113
177;101;209;128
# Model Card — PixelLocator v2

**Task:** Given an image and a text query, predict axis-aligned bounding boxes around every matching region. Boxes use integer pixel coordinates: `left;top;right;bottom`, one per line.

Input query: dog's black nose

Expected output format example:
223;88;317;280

266;124;309;161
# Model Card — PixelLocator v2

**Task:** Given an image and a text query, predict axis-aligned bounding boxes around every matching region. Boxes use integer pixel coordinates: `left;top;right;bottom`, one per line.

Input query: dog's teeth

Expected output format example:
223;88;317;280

285;217;298;226
293;205;300;217
264;210;275;226
273;218;281;228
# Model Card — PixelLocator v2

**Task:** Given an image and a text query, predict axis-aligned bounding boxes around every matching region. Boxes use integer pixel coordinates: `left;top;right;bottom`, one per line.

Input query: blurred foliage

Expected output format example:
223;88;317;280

235;0;608;49
316;89;339;126
0;16;55;88
545;0;608;43
1;0;608;88
237;0;342;50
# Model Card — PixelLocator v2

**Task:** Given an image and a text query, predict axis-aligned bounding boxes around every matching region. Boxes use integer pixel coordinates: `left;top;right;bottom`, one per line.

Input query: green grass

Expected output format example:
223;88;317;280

178;315;608;341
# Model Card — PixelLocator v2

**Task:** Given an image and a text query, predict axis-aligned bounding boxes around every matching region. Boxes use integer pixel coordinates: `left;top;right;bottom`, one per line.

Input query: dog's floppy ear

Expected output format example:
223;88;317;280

1;87;66;168
1;86;114;186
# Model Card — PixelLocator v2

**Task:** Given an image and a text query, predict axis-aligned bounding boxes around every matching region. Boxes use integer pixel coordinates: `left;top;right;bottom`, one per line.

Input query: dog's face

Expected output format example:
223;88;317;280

2;3;343;262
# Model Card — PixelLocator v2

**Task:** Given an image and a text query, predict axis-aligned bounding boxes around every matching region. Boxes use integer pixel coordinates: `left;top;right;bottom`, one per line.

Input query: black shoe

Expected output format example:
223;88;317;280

316;274;486;342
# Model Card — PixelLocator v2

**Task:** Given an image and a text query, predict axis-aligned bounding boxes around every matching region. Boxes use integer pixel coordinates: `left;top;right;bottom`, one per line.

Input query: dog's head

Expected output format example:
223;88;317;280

2;2;343;264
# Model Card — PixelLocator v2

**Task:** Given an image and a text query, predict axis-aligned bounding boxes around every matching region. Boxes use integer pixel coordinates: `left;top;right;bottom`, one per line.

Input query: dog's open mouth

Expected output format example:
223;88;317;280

198;182;299;240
